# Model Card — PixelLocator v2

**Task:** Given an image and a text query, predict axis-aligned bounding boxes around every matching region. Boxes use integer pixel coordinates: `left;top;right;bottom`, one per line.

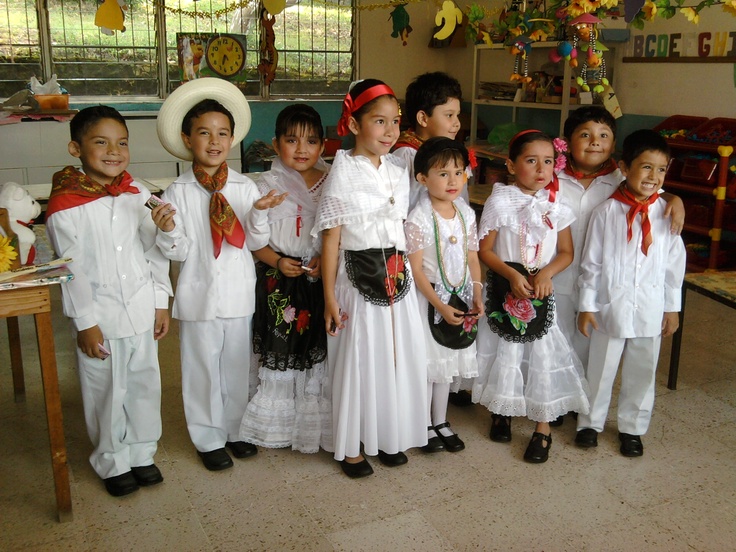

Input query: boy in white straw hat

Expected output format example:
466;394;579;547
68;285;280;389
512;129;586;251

153;79;285;471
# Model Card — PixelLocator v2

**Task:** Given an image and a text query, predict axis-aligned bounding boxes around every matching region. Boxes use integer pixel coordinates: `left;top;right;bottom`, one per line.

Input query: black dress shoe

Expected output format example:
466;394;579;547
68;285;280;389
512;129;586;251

619;432;644;457
448;390;473;407
421;426;445;453
131;464;163;486
198;447;234;471
549;415;564;427
104;471;139;497
433;421;465;452
523;432;552;463
340;458;374;478
575;428;599;448
490;414;512;442
378;450;408;466
226;441;258;459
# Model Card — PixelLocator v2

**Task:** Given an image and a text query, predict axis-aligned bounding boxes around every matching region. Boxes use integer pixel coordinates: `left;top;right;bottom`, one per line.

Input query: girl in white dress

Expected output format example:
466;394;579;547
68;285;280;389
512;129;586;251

473;130;589;463
313;79;428;478
405;137;484;453
240;104;331;453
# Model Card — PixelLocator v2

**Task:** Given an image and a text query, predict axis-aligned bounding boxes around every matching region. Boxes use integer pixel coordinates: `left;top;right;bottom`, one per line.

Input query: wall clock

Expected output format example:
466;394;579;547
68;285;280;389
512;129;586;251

205;35;246;78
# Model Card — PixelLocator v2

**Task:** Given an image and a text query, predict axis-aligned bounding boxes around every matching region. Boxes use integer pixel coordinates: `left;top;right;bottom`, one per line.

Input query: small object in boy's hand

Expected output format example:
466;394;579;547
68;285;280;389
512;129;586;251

145;195;165;210
98;343;111;359
301;265;312;271
464;312;479;318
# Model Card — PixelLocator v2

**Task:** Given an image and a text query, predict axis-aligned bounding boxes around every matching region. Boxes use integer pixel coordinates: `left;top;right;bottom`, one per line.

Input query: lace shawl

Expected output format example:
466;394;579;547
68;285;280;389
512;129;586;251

478;183;574;246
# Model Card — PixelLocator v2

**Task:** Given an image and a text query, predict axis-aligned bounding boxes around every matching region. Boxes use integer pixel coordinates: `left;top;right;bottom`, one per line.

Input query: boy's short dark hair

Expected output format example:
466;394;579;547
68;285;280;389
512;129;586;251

563;105;617;141
181;99;235;136
275;104;324;141
414;136;469;177
405;72;462;130
620;129;670;167
70;105;128;143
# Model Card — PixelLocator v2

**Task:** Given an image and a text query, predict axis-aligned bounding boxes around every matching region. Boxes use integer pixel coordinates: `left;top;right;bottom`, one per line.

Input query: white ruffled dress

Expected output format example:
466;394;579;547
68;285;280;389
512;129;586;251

405;192;480;384
472;183;590;422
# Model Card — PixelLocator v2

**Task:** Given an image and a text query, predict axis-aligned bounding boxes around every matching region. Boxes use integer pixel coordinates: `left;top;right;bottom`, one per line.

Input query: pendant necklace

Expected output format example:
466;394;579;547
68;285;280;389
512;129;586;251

432;204;468;294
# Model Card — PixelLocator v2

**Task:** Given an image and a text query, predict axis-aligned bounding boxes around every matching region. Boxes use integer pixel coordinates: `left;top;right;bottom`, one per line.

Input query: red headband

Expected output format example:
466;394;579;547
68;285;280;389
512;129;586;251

508;129;543;152
337;83;396;137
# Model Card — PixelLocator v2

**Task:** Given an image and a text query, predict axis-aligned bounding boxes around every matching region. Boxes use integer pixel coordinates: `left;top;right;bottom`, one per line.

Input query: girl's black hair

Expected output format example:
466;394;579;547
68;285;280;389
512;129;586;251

414;137;469;177
508;130;553;161
348;78;398;123
563;105;617;141
620;129;670;167
275;104;324;141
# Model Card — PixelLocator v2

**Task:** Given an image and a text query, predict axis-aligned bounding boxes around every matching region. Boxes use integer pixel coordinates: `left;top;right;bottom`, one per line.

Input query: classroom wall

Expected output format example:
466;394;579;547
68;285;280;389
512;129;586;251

1;4;733;185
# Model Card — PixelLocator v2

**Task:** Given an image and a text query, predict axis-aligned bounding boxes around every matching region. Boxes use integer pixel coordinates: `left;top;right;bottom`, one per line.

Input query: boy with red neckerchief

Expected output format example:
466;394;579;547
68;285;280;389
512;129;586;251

46;105;173;497
553;107;685;431
153;79;284;472
576;129;685;457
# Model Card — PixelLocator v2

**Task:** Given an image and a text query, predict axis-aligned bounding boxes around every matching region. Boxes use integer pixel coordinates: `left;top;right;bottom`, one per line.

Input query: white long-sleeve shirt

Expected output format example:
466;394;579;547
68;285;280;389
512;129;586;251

156;167;261;321
46;182;172;338
578;196;686;339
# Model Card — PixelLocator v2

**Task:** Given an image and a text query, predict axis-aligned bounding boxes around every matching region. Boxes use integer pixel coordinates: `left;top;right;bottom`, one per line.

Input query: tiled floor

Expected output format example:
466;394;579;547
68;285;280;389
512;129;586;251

1;287;735;551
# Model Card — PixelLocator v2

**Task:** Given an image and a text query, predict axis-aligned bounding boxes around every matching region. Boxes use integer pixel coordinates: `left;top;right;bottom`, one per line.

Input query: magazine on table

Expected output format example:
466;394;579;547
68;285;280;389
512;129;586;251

0;257;74;290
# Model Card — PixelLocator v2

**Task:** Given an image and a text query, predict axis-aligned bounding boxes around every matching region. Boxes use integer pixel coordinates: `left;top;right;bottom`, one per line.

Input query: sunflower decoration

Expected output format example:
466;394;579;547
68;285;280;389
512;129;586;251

0;235;18;273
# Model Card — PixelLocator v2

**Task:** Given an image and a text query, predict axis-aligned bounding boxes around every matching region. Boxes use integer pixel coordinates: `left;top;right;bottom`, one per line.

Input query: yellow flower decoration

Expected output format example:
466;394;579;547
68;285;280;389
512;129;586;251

681;7;699;23
529;29;549;42
600;0;619;9
724;0;736;15
642;1;657;20
0;235;18;273
566;1;587;17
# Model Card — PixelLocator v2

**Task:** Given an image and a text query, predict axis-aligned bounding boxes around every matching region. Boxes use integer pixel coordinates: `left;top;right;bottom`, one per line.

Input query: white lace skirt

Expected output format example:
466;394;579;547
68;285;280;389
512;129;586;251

417;292;479;384
328;251;429;461
472;315;590;422
239;362;332;454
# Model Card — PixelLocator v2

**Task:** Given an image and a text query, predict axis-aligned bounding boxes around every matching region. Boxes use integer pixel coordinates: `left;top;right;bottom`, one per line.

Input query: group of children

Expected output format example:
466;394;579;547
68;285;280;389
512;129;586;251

45;71;686;496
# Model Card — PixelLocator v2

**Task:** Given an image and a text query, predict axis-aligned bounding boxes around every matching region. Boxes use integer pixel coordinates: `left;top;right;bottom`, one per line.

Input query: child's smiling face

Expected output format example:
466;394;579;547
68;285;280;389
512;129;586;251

69;118;130;186
181;111;234;175
619;149;669;201
417;98;462;141
417;158;467;206
273;125;324;175
568;121;615;174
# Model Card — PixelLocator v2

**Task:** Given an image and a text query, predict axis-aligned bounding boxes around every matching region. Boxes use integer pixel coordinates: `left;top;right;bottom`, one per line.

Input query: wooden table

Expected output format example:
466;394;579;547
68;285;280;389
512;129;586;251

1;284;72;521
668;271;736;390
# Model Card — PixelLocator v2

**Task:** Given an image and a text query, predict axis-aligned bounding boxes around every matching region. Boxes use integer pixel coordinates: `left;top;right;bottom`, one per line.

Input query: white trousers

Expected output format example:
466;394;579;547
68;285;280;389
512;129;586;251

76;330;161;479
179;317;252;452
576;330;661;435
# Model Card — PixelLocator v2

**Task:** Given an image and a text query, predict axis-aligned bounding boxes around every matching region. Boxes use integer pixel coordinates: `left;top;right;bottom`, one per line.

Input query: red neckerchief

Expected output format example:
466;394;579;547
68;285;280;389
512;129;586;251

610;183;659;255
192;161;245;258
545;173;560;202
392;129;424;151
46;166;138;218
564;158;618;181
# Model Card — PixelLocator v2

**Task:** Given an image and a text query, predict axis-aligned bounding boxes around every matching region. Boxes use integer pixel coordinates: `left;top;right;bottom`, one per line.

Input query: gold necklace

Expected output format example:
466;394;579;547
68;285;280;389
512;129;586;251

432;204;468;293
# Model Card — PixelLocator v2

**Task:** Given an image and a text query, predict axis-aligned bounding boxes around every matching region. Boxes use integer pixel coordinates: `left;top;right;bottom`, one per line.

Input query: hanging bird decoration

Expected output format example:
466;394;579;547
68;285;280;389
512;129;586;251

95;0;127;36
510;36;533;83
389;2;413;46
569;14;608;94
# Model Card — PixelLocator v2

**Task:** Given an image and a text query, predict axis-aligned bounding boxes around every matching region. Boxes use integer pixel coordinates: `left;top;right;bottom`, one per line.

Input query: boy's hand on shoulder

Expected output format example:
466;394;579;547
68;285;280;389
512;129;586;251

577;311;598;338
254;189;288;211
661;311;679;338
77;325;106;359
151;203;176;232
664;194;685;235
154;308;170;340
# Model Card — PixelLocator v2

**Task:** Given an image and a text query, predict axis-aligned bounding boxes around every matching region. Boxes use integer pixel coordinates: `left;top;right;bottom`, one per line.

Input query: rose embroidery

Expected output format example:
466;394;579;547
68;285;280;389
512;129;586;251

283;305;296;324
384;253;406;299
490;292;542;335
296;310;310;334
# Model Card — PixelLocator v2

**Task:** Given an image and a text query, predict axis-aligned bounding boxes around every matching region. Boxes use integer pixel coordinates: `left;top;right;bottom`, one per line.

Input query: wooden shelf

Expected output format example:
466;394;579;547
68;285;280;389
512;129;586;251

665;179;718;196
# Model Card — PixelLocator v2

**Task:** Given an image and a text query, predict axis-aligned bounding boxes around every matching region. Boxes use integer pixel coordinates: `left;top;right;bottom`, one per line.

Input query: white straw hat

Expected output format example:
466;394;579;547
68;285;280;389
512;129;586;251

157;78;251;161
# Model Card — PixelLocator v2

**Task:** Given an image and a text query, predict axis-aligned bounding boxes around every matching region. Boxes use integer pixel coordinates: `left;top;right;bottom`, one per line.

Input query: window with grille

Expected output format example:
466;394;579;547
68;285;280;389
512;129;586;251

0;0;354;99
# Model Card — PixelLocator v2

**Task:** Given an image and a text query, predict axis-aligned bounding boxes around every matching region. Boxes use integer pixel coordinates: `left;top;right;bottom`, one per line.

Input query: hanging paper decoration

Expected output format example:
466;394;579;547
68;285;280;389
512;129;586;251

95;0;127;36
258;9;279;86
389;2;413;46
179;35;205;81
433;1;463;41
569;14;608;94
263;0;287;15
510;36;532;83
